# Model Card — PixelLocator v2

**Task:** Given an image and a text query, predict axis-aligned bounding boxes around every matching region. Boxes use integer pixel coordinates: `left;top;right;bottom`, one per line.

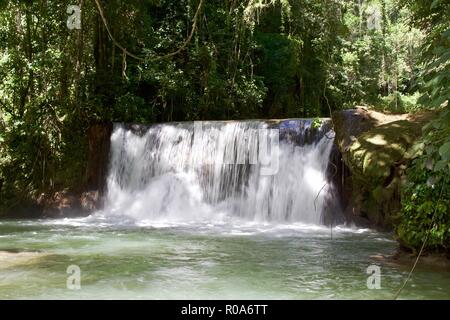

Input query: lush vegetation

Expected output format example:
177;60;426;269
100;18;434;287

0;0;448;252
397;0;450;253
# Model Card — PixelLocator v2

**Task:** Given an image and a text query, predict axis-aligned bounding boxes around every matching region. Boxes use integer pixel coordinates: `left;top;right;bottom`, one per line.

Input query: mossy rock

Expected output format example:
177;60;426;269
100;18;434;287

346;120;421;185
333;109;437;228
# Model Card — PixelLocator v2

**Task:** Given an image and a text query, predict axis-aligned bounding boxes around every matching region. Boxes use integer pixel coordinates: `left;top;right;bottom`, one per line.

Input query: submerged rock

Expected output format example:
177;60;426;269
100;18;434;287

41;190;100;218
0;250;48;269
369;251;450;271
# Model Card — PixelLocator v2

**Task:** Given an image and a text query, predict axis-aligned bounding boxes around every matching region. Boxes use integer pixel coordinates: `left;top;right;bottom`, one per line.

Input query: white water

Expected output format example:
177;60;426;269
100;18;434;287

101;120;336;225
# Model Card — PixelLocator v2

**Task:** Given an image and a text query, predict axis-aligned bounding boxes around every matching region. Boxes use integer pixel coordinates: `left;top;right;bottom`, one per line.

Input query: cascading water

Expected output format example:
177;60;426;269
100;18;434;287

102;120;336;225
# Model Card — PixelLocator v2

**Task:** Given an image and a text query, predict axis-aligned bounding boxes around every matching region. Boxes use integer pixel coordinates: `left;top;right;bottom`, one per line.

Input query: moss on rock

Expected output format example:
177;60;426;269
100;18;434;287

332;108;434;228
346;120;421;185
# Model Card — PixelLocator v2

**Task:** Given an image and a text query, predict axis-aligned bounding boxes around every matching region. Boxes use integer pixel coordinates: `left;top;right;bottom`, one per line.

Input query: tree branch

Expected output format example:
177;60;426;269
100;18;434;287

93;0;205;62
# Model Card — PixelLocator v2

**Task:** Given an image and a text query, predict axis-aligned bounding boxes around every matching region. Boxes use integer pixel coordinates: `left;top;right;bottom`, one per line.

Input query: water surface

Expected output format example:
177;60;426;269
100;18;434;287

1;218;449;299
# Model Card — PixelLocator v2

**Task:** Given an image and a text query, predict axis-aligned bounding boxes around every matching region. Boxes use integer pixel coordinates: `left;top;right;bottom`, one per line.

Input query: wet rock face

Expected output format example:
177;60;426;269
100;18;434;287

346;120;421;185
332;108;432;229
40;123;112;218
275;119;333;146
86;123;113;193
41;190;100;218
332;108;380;153
81;190;100;212
41;191;78;217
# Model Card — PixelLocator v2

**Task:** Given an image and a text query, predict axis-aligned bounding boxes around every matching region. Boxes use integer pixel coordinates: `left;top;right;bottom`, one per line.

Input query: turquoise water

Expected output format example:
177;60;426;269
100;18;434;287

0;218;450;299
1;218;449;300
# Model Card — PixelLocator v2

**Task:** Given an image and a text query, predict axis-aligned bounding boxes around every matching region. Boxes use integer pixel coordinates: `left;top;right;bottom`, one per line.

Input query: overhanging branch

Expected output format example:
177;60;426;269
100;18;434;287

93;0;205;62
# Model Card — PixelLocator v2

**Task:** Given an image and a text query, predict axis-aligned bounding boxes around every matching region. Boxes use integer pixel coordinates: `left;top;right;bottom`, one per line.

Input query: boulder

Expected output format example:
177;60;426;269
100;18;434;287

41;190;101;218
332;107;434;228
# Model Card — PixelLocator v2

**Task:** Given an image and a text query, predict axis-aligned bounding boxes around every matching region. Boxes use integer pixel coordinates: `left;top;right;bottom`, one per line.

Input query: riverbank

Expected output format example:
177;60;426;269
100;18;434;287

370;250;450;271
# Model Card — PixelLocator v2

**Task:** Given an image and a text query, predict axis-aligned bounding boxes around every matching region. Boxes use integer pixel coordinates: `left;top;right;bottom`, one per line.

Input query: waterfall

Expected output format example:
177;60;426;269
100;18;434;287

102;120;336;224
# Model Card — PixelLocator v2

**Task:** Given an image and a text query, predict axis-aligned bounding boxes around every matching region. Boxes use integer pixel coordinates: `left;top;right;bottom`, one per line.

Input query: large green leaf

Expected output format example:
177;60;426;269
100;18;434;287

431;0;441;9
434;159;449;172
439;142;450;161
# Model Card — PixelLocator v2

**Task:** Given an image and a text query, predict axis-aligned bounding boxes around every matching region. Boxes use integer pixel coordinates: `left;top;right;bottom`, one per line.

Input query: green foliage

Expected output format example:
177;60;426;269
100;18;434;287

397;0;450;252
255;33;301;117
311;118;323;130
398;174;450;251
332;0;424;109
377;92;421;113
417;28;450;109
0;0;95;212
398;123;450;251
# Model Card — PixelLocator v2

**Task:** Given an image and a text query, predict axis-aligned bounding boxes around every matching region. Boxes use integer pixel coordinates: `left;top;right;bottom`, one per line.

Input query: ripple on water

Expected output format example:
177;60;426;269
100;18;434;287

0;220;449;299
